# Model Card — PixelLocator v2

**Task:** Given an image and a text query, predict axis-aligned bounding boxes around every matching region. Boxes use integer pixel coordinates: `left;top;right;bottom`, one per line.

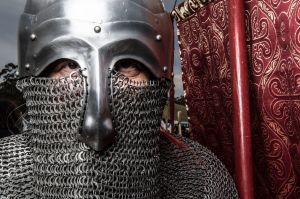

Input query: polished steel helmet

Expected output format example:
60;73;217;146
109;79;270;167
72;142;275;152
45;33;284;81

18;0;174;151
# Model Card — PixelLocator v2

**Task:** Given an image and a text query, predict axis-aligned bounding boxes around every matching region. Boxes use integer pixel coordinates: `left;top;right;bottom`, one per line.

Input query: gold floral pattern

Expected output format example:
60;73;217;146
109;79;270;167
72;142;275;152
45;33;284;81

172;0;214;22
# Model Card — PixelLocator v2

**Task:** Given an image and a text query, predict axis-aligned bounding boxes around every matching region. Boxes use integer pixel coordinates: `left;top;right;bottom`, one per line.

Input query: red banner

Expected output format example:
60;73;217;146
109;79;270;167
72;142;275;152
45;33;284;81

174;0;300;198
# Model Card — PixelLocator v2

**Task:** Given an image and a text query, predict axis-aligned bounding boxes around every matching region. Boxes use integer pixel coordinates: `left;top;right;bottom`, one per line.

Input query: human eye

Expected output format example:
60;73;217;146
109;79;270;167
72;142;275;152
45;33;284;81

41;59;79;78
119;65;140;77
65;61;79;70
114;59;151;81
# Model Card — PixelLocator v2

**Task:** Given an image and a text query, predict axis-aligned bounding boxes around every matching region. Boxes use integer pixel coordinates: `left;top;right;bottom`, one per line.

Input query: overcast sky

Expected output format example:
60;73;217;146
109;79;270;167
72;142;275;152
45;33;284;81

0;0;184;96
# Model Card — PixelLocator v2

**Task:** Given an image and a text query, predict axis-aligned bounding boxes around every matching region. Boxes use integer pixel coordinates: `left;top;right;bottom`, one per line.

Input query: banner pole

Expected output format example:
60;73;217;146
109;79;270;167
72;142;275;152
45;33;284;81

228;0;254;198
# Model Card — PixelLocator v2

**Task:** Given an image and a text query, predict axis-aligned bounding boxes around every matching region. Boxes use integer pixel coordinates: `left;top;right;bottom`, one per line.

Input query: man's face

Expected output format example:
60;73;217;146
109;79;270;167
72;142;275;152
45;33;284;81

44;59;151;81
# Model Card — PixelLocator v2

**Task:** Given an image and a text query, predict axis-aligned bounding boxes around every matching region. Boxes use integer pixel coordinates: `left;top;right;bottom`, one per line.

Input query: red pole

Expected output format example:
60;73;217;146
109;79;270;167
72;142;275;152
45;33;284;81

227;0;254;198
169;19;175;133
169;73;175;133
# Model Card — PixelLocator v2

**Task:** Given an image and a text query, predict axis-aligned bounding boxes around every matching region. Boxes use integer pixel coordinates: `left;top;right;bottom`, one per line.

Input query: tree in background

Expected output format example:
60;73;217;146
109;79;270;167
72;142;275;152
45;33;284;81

0;63;18;82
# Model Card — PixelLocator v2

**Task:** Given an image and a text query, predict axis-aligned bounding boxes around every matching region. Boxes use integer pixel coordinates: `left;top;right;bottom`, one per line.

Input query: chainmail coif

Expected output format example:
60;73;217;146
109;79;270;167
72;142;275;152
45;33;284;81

14;71;169;199
0;71;238;198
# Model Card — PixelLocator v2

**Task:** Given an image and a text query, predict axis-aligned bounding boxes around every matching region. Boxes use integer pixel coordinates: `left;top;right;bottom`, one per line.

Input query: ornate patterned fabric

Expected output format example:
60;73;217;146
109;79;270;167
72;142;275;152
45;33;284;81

176;0;235;175
245;0;300;198
175;0;300;198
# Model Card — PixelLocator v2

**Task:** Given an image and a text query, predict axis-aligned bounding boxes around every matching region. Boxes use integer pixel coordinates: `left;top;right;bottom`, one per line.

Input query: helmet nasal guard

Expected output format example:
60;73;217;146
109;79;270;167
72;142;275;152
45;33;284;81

18;0;174;151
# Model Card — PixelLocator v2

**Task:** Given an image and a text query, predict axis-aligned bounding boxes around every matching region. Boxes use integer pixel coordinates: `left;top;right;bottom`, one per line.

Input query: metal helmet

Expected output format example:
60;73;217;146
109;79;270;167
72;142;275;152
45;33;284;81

18;0;174;151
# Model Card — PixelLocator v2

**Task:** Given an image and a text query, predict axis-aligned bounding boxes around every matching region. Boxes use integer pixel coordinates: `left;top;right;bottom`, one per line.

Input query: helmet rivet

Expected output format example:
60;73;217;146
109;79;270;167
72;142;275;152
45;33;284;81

25;64;30;69
30;33;37;41
163;66;168;73
94;26;101;33
156;34;162;41
15;71;19;76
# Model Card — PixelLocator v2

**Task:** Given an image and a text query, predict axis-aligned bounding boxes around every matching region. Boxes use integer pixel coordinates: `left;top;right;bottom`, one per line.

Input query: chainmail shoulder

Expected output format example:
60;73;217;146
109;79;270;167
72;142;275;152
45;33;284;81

159;133;239;199
0;133;34;199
